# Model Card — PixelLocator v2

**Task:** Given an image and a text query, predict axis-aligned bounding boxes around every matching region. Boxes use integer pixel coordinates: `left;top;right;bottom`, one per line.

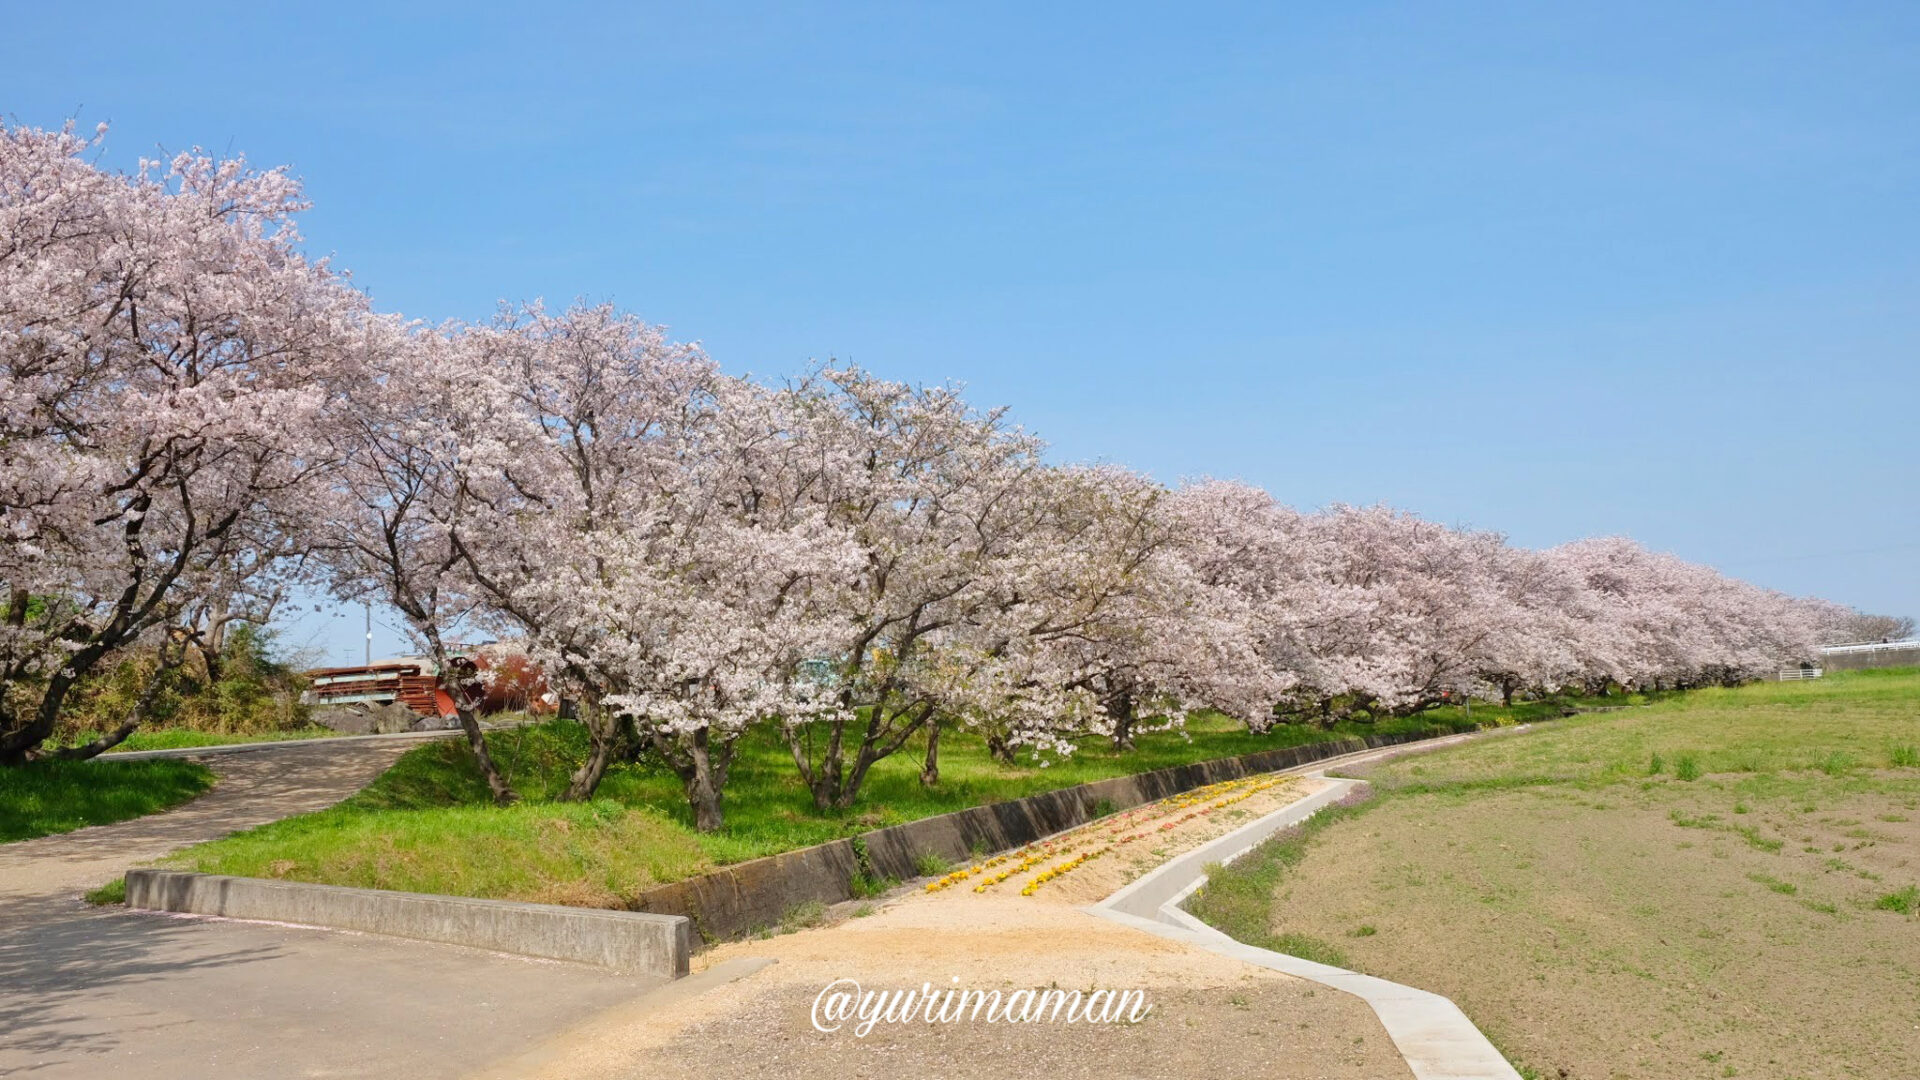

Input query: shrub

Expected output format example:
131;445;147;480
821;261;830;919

53;624;312;746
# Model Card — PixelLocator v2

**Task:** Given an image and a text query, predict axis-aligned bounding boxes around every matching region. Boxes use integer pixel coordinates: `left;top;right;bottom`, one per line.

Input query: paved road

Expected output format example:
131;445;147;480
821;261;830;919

0;740;656;1080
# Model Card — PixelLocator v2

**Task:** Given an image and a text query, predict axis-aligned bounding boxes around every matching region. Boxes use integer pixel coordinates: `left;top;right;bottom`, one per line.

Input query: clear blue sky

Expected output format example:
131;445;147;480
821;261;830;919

8;1;1917;665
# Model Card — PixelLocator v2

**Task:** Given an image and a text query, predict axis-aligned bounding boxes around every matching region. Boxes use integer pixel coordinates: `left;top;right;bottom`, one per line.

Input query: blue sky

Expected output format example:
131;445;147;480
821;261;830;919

8;1;1917;665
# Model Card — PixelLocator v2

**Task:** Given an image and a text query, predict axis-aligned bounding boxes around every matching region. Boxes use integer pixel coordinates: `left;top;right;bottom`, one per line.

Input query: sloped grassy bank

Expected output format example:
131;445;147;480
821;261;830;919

1;757;215;842
166;707;1517;908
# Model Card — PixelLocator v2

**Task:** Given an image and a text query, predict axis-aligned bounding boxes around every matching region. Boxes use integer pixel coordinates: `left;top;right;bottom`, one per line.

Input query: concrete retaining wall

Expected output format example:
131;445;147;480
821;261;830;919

633;729;1455;942
125;869;691;978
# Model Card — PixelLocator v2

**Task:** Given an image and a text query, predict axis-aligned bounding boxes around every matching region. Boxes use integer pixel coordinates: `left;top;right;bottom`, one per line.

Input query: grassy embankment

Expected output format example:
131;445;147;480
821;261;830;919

0;758;216;842
1191;668;1920;1080
164;700;1567;907
100;726;342;753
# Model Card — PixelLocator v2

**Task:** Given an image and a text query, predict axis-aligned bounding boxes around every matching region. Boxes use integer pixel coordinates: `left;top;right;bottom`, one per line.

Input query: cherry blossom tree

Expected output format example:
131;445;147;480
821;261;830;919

913;464;1173;765
320;321;521;803
1814;607;1915;645
1471;545;1608;705
1550;538;1822;690
3;117;1851;791
974;467;1278;757
420;304;865;829
771;366;1054;809
1;122;363;763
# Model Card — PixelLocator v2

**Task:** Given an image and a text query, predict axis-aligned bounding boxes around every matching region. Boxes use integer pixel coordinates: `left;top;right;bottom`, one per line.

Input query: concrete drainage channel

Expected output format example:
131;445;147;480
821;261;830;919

1088;734;1523;1080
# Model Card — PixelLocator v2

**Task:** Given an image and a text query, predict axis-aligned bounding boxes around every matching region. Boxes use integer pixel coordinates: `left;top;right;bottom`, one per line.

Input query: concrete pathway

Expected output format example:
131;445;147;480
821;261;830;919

0;740;657;1080
1090;735;1525;1080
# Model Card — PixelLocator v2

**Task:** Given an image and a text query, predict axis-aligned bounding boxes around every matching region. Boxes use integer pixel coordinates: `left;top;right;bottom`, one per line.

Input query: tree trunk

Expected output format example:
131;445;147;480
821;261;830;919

682;735;727;832
459;708;516;805
42;649;180;761
986;732;1017;766
1501;681;1515;708
919;722;941;787
561;708;619;801
0;640;110;766
1108;689;1137;751
786;718;846;811
438;655;516;805
198;601;229;688
687;771;724;831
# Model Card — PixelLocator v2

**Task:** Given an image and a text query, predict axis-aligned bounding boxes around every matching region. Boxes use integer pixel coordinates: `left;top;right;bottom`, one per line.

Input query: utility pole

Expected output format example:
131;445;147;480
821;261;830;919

364;602;372;667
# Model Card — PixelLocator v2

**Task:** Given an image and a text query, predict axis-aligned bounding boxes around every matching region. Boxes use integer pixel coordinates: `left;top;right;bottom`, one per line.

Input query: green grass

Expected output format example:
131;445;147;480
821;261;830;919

1874;885;1919;915
100;726;342;753
1343;671;1920;791
85;877;127;904
0;758;216;842
1187;798;1369;962
171;703;1497;906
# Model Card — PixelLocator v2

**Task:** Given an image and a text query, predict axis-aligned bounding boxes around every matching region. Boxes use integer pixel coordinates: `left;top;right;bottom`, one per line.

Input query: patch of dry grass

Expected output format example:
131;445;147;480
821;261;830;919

1200;669;1920;1079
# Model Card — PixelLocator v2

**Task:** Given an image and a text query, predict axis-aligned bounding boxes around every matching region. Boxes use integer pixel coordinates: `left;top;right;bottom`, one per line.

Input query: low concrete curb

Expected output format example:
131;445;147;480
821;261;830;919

125;869;691;978
1088;735;1525;1080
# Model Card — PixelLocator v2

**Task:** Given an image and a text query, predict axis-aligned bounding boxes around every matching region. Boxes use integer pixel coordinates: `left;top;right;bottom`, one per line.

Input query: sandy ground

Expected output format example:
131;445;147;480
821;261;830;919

487;774;1414;1080
1262;777;1920;1080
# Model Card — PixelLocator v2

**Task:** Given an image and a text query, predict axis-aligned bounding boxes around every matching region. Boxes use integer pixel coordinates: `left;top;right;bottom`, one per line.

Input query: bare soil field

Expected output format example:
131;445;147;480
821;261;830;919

486;774;1417;1080
1228;672;1920;1080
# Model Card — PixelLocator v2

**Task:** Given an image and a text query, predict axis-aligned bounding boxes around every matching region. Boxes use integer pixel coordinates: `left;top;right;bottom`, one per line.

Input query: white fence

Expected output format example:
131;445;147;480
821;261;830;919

1778;666;1825;681
1820;640;1920;656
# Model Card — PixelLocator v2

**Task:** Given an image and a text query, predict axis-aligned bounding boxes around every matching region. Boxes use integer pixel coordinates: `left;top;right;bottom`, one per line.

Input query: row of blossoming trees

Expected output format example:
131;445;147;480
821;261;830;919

0;124;1883;829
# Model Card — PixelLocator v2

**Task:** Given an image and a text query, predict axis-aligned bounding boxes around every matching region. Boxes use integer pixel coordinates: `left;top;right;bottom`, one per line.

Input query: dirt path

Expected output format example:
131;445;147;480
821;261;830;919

483;773;1418;1080
0;739;416;904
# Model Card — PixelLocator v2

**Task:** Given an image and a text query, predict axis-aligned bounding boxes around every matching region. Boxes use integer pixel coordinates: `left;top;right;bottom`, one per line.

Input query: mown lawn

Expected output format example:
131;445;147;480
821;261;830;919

0;757;216;842
1192;668;1920;1080
167;706;1515;907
